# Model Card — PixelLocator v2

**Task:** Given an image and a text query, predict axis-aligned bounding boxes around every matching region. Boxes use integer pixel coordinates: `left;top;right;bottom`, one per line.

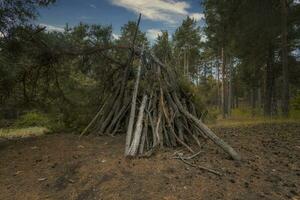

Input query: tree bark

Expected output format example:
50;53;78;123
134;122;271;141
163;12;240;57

281;0;289;117
257;87;262;111
251;87;257;117
228;57;232;116
235;95;239;108
216;58;221;109
221;47;228;118
264;46;275;117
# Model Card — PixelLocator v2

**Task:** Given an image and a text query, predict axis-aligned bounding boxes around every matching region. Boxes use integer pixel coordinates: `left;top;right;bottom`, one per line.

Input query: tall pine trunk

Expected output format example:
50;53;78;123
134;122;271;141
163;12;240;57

264;46;275;116
221;47;228;118
251;87;257;117
257;87;262;111
217;59;221;110
228;57;232;116
281;0;289;117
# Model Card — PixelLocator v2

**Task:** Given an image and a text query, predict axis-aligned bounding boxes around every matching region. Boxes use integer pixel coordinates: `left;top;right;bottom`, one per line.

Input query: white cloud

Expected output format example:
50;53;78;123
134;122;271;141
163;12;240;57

89;4;97;8
112;33;120;40
200;33;208;43
146;29;162;41
189;13;205;21
39;23;64;32
110;0;204;25
291;48;300;61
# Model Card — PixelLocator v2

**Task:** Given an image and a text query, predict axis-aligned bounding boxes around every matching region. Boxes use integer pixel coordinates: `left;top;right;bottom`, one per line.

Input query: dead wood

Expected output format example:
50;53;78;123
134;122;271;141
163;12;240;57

175;154;222;176
80;15;241;161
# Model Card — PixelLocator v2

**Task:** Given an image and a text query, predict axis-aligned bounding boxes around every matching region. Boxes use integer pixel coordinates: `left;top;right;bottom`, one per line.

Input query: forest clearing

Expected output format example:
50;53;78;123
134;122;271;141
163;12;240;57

0;122;299;200
1;0;300;200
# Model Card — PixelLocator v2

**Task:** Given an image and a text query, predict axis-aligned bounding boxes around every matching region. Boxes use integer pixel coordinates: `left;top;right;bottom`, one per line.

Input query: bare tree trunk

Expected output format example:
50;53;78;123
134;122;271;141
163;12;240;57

186;47;189;79
272;81;278;116
221;47;228;118
203;63;207;85
22;72;28;103
251;87;257;117
264;46;274;117
281;0;289;117
228;57;232;116
257;87;262;111
183;48;187;77
216;59;221;109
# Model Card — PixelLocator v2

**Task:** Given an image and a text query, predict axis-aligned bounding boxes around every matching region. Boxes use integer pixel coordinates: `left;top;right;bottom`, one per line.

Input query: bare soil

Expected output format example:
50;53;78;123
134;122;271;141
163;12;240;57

0;122;299;200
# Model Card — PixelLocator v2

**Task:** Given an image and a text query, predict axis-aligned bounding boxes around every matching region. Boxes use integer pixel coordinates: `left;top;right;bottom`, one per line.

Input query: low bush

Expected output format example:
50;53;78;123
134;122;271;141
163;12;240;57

14;111;50;128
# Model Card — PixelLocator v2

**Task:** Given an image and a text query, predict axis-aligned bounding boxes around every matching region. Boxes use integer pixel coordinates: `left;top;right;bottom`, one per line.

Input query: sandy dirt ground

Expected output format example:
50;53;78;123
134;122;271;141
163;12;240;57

0;122;299;200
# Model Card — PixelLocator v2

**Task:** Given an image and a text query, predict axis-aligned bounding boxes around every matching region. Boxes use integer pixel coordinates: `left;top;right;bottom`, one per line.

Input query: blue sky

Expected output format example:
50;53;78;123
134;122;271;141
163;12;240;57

37;0;204;41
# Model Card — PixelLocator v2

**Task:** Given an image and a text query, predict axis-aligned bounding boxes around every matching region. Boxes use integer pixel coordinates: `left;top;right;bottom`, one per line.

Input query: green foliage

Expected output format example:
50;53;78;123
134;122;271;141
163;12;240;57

231;107;261;119
153;31;172;63
291;91;300;110
0;0;56;36
178;77;205;114
1;0;299;134
173;17;202;75
203;0;300;117
0;19;118;132
12;111;70;133
14;111;50;128
205;108;219;123
290;109;300;120
118;21;149;47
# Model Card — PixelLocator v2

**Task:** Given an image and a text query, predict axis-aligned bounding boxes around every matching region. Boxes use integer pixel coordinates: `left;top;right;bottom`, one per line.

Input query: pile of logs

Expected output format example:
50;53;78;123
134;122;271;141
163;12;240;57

80;47;240;161
80;14;240;161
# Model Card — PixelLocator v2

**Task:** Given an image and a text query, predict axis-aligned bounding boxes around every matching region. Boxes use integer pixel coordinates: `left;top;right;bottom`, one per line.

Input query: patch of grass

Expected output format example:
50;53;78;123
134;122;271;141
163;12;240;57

210;118;300;128
0;127;48;139
10;111;65;132
14;111;50;128
290;109;300;119
208;107;300;128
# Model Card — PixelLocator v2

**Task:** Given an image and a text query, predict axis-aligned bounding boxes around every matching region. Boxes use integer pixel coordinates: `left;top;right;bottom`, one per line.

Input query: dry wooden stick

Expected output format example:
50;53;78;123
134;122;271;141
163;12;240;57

172;93;241;161
125;47;144;155
79;98;109;138
174;154;222;176
184;150;203;160
127;94;148;156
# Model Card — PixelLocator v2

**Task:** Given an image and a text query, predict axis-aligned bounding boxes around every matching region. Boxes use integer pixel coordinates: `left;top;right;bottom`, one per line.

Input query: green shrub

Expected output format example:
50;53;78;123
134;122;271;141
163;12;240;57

291;91;300;110
178;77;205;113
205;107;219;123
14;111;50;128
46;113;67;133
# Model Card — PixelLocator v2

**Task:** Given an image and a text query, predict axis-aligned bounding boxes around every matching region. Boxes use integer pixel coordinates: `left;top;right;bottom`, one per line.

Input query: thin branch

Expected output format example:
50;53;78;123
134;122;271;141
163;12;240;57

174;154;222;176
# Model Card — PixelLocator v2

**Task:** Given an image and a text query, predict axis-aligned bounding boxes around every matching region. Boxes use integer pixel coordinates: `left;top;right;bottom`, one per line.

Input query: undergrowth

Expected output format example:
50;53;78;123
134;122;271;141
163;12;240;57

209;107;300;127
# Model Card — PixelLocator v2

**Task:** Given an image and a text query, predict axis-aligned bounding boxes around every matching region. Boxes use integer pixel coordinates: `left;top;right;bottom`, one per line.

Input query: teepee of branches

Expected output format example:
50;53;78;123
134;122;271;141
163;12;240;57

80;15;240;161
